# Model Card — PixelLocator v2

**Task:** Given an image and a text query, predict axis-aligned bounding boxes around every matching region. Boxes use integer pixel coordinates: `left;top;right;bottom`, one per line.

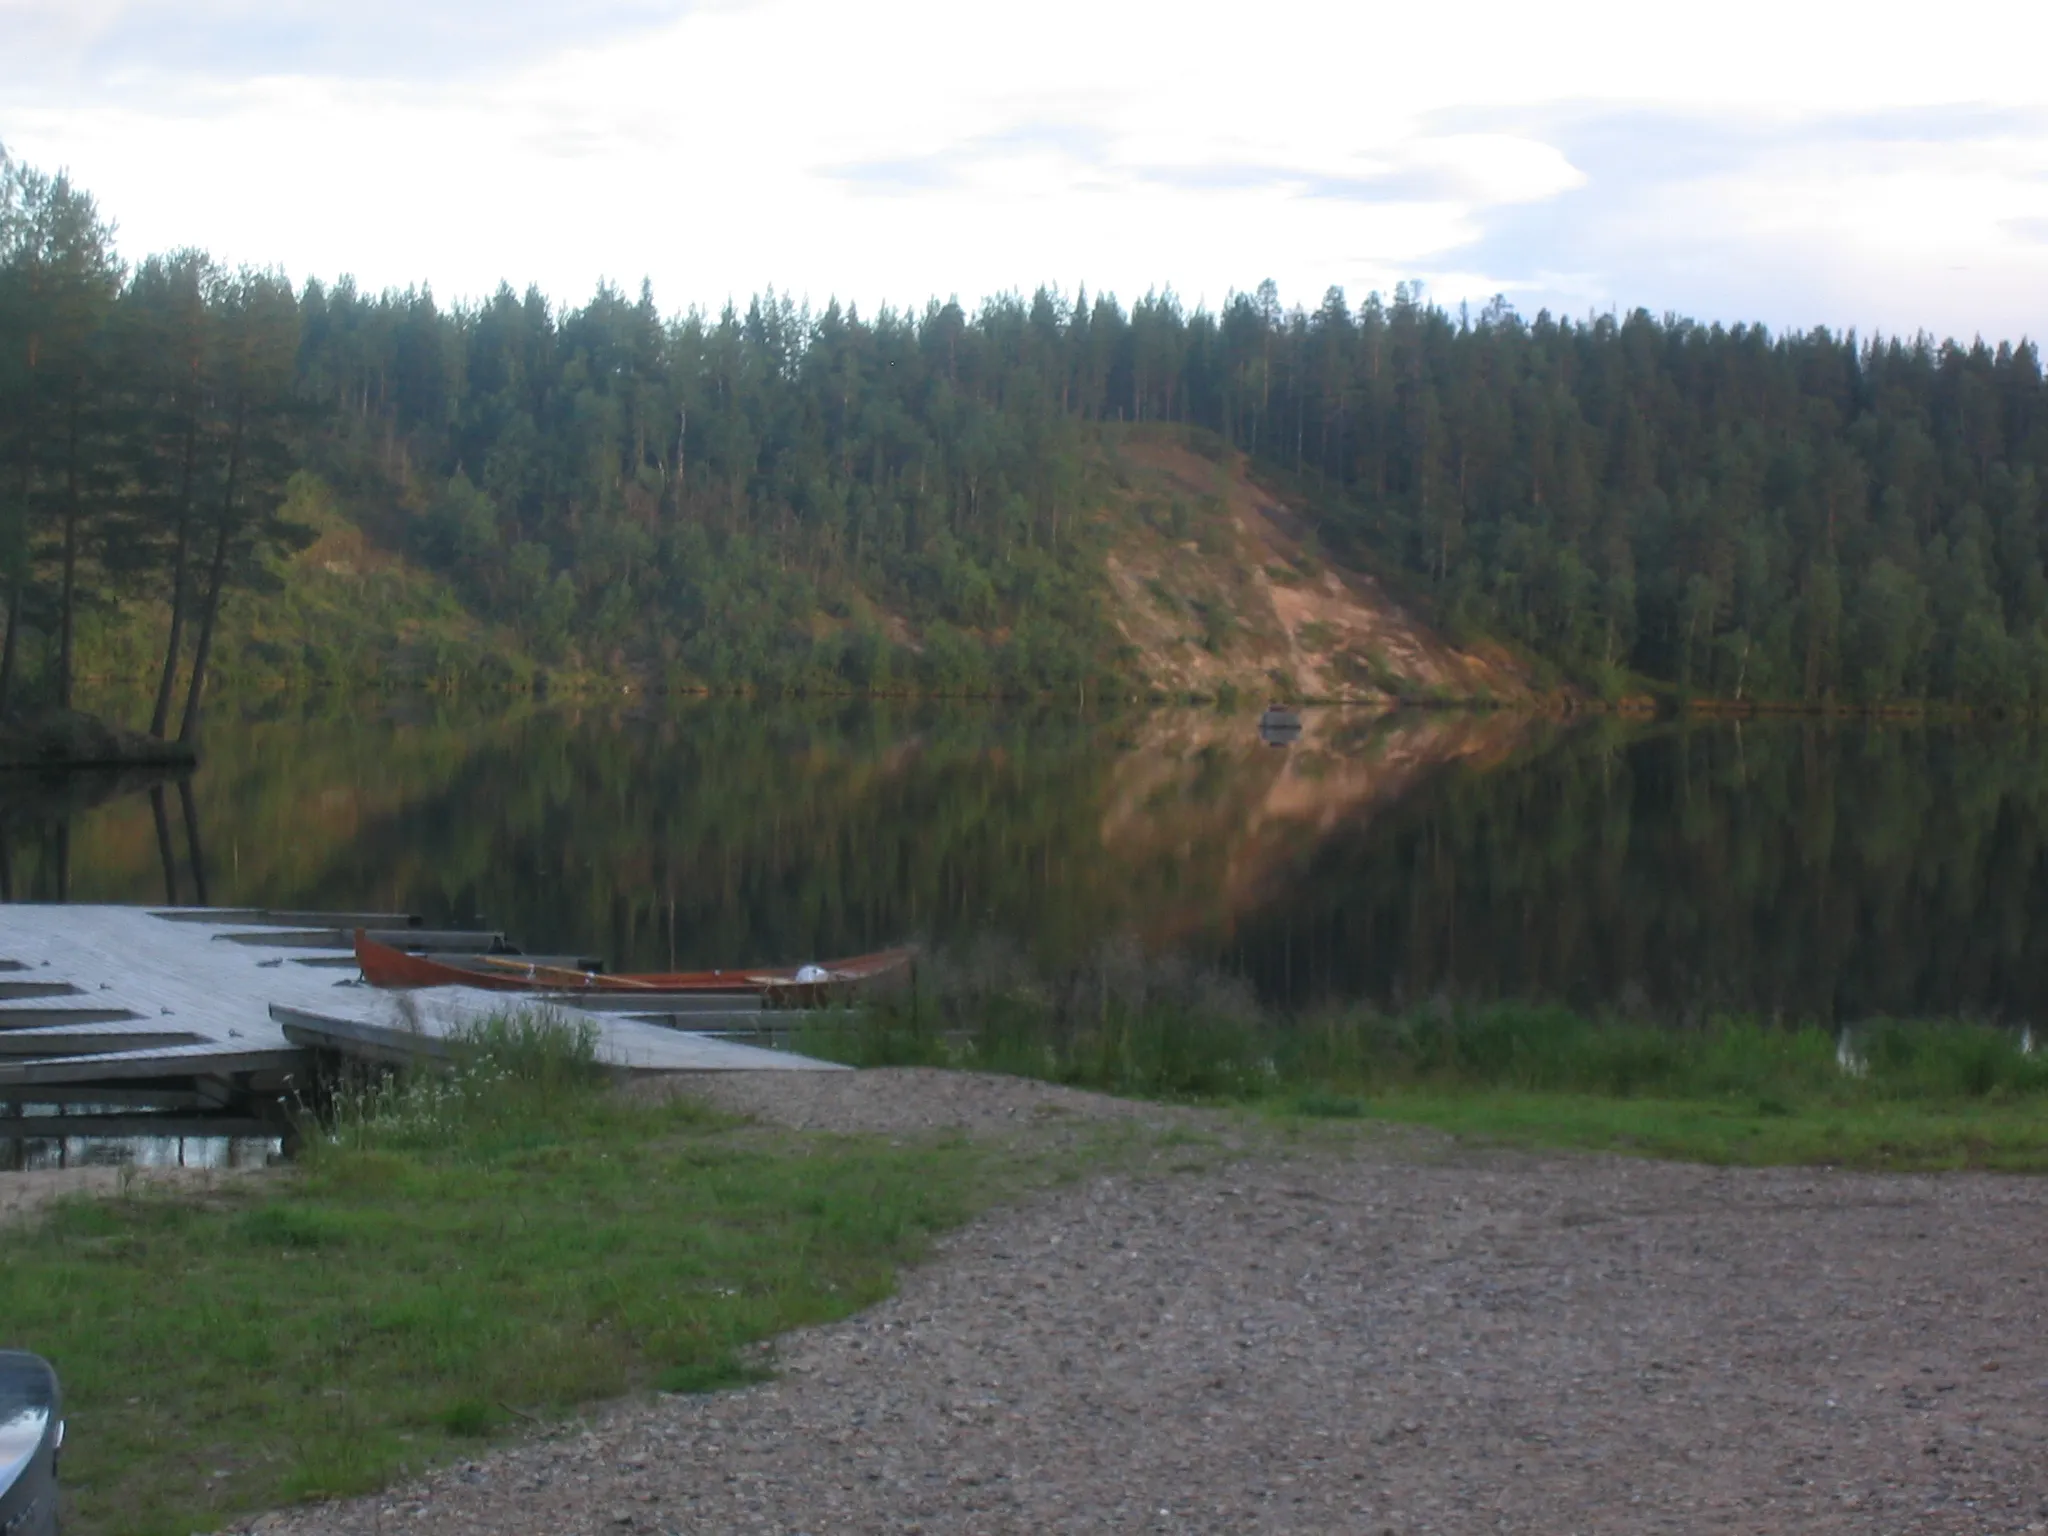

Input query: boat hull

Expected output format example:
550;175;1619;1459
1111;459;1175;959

352;932;914;1004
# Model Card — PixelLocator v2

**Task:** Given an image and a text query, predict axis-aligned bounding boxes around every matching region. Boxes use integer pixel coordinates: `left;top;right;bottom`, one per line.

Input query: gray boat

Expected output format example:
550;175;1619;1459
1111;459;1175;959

0;1352;60;1536
1258;704;1303;747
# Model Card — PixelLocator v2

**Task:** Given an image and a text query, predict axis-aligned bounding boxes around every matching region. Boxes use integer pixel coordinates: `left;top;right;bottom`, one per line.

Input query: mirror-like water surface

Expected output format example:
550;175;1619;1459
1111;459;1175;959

6;700;2048;1025
0;1131;281;1174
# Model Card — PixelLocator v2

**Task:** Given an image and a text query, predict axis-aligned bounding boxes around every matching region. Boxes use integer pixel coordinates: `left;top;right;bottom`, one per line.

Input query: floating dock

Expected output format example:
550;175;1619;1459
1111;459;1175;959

0;906;847;1116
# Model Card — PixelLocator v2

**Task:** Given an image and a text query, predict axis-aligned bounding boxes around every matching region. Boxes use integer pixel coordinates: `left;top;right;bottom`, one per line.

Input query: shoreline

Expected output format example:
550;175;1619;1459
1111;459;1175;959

8;1065;2048;1533
235;1070;2048;1536
0;708;198;771
65;670;2048;724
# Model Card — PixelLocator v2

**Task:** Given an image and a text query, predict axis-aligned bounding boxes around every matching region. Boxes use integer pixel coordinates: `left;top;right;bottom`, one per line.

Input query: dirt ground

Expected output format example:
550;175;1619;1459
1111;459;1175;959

0;1163;268;1228
185;1067;2048;1534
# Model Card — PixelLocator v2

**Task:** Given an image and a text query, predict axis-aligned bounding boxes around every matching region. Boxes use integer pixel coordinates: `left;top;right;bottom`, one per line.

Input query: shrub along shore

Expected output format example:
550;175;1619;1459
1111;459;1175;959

804;959;2048;1171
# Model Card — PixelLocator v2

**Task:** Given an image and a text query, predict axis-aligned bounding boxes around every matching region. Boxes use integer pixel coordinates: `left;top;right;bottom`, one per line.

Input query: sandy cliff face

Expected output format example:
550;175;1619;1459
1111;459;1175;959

1098;433;1537;704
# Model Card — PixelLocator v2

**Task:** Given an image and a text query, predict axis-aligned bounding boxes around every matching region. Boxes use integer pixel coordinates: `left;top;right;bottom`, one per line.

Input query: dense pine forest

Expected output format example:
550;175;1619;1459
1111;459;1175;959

6;144;2048;717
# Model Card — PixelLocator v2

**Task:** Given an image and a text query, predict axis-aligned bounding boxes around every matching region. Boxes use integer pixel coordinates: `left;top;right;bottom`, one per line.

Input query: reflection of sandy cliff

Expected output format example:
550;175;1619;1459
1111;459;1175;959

1101;708;1548;942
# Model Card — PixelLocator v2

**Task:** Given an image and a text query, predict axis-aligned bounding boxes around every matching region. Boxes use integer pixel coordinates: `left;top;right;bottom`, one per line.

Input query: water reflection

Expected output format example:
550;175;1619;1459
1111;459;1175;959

0;1132;281;1174
0;764;203;906
1227;718;2048;1021
6;699;2047;1026
0;1092;286;1172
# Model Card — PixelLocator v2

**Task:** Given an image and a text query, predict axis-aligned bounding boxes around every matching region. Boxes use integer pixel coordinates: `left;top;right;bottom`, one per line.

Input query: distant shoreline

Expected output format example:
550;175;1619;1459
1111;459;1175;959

0;709;198;770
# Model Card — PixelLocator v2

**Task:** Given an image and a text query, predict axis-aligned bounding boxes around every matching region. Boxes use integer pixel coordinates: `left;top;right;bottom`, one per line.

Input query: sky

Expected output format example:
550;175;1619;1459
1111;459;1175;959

3;0;2047;341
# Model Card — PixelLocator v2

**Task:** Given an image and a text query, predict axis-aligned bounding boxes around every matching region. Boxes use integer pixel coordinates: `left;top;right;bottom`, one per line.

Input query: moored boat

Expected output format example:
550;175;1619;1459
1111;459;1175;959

353;930;914;1004
0;1351;61;1536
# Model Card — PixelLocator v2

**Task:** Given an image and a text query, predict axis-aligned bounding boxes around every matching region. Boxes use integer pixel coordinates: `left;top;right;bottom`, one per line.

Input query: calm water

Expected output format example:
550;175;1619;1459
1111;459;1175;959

5;699;2048;1025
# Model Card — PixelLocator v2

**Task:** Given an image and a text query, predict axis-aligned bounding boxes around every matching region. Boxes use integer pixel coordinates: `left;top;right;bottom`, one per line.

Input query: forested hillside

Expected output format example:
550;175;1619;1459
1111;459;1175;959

5;143;2047;716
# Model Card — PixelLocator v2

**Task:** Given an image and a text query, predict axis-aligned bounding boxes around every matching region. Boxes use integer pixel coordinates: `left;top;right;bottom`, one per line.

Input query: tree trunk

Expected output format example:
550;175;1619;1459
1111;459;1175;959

5;337;36;719
179;404;244;747
178;775;209;906
58;396;80;711
0;580;19;716
179;511;232;747
149;415;201;738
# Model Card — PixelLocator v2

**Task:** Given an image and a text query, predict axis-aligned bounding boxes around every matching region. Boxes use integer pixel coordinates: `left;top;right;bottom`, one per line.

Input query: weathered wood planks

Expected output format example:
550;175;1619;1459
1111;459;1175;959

0;906;846;1096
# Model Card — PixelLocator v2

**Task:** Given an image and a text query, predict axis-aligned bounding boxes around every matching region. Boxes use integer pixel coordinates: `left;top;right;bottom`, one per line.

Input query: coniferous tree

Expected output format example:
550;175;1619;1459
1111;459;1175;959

7;142;2048;711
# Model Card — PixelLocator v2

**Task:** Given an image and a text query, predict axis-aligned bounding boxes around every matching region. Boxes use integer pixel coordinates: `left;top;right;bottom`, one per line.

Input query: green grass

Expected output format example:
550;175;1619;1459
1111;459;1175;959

1286;1089;2048;1170
806;966;2048;1171
0;1019;1017;1536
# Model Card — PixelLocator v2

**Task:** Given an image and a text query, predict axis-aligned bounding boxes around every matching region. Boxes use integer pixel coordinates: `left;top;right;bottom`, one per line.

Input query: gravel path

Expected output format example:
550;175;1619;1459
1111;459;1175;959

634;1065;1208;1140
240;1071;2048;1535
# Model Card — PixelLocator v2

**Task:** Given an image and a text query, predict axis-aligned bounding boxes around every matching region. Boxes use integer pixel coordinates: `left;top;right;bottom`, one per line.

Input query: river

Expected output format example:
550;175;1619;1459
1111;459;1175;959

7;698;2045;1025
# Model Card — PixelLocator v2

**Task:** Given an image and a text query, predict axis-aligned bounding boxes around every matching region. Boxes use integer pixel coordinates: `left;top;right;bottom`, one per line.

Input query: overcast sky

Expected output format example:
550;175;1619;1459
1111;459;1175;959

4;0;2046;340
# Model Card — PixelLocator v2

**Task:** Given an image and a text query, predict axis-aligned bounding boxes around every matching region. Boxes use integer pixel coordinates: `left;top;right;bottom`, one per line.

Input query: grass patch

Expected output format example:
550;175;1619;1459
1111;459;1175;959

1290;1091;1368;1119
0;1014;1007;1536
1348;1090;2048;1171
805;948;2048;1170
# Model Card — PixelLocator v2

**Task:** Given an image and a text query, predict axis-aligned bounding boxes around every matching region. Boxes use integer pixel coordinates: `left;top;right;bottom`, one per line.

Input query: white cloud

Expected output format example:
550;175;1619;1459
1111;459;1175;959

2;0;2046;337
0;0;712;90
1428;105;2048;336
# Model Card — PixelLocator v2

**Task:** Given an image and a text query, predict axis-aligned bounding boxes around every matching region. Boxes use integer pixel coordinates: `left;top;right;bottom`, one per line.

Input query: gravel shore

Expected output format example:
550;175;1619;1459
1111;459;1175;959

238;1069;2048;1535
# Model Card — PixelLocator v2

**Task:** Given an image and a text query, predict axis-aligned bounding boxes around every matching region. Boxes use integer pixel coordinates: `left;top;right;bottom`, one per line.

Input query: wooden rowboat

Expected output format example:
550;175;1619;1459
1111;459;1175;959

353;931;914;1003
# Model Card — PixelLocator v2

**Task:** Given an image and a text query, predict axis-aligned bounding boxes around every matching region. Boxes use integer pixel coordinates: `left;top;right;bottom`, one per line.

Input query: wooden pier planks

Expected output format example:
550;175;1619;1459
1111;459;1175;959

271;992;846;1073
214;928;508;952
0;1043;304;1089
0;905;847;1090
0;1030;206;1057
0;906;352;1087
150;909;421;928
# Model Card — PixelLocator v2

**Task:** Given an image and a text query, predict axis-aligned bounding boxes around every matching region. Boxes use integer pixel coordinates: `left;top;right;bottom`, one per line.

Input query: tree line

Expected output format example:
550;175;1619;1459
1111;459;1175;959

6;142;2047;709
0;149;308;735
1180;284;2048;706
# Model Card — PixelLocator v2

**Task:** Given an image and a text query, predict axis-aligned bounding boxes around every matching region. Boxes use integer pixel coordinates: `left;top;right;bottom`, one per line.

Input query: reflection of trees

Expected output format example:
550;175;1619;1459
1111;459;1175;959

45;701;1522;973
1225;721;2048;1022
51;701;1138;966
0;765;198;905
22;704;2048;1023
151;786;177;904
177;778;209;906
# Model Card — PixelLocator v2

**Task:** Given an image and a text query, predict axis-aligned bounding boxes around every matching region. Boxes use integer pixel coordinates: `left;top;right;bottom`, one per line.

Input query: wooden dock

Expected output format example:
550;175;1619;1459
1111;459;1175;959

0;906;848;1107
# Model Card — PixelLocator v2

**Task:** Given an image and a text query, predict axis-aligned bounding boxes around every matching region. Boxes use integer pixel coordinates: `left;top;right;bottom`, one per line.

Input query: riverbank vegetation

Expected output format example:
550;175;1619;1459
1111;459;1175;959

808;952;2048;1170
8;146;2048;714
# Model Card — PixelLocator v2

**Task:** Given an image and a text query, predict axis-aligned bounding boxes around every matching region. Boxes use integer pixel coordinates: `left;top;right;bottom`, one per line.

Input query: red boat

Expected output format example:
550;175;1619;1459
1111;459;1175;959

352;930;914;1004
